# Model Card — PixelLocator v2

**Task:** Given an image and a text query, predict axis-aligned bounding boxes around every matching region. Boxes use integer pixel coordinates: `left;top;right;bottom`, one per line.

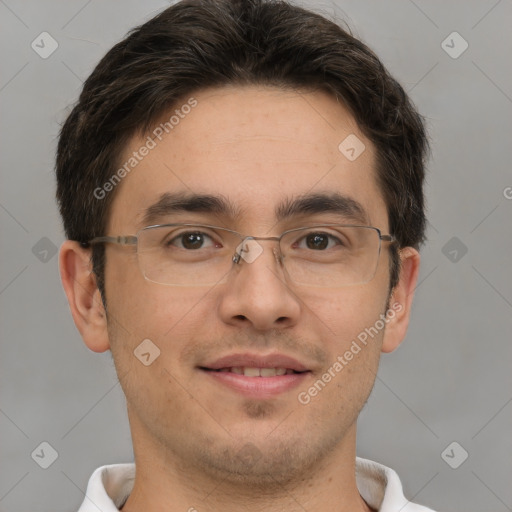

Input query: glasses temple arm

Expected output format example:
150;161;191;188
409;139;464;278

83;235;138;247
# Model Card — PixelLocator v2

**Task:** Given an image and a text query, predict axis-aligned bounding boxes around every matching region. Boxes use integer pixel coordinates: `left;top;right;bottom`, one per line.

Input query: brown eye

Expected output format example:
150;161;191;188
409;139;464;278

297;232;341;251
181;232;206;249
166;231;215;250
305;233;329;250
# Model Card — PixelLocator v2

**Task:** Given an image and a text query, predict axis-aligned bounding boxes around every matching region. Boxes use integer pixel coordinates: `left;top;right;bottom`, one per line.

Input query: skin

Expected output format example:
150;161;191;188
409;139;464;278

60;85;420;512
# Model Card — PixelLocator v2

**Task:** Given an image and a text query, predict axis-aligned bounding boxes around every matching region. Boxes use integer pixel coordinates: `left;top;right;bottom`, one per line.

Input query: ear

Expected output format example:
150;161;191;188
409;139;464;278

381;247;420;353
59;240;110;353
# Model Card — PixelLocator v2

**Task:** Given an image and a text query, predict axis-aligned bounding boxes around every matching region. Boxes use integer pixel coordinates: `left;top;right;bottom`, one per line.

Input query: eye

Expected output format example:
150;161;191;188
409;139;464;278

296;231;342;251
167;231;218;250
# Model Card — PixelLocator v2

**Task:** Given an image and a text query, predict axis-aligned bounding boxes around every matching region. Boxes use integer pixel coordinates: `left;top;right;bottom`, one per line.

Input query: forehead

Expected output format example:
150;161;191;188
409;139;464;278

107;85;388;233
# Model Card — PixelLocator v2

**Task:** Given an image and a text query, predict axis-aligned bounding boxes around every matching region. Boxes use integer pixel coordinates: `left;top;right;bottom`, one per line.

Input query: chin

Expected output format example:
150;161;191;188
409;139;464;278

194;429;341;488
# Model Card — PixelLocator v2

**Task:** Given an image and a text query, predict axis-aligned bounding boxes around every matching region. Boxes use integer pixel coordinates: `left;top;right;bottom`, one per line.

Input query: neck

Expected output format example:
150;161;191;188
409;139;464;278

121;415;373;512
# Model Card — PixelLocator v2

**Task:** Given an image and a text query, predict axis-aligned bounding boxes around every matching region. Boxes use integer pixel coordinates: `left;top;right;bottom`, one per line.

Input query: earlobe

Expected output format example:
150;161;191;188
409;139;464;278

381;247;421;354
59;240;110;353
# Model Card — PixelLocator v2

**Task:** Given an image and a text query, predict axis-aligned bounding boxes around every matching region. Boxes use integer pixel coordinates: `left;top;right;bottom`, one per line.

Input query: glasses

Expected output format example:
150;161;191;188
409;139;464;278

86;223;396;287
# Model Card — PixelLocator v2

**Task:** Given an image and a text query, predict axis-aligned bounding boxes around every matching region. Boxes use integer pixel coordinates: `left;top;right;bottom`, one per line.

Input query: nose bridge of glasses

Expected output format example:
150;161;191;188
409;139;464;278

232;235;282;265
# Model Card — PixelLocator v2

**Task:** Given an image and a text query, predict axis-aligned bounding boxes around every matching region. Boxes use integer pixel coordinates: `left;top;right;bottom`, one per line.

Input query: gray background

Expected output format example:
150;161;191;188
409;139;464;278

0;0;511;511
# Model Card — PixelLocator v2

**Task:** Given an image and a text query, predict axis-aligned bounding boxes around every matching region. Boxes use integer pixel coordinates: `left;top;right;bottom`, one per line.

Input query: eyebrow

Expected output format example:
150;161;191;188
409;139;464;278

140;191;369;227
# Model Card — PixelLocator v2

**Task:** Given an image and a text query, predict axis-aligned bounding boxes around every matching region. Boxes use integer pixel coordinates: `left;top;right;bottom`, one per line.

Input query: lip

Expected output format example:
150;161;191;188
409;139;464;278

202;353;310;372
199;352;312;399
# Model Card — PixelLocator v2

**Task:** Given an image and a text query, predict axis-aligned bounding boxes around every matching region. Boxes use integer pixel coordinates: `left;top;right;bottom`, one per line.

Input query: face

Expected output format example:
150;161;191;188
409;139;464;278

102;86;396;484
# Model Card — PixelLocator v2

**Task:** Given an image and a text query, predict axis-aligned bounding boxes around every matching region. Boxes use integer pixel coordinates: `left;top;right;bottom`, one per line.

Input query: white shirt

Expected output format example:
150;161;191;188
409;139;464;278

77;457;436;511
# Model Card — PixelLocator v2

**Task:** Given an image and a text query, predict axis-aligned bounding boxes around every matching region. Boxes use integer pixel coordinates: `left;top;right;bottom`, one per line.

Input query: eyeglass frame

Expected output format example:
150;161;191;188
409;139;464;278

82;222;397;286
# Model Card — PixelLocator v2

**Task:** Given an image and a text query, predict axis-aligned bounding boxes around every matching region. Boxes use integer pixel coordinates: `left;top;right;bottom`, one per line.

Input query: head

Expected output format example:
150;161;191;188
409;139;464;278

57;0;428;487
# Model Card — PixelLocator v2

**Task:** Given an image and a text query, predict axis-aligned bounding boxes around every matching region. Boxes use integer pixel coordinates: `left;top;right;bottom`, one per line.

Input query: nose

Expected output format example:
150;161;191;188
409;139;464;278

217;238;301;331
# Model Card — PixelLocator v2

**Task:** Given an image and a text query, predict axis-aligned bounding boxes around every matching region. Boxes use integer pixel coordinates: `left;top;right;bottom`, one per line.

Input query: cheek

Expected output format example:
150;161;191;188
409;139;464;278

109;281;209;343
105;282;211;412
294;294;384;434
300;285;388;351
105;266;220;390
104;250;199;334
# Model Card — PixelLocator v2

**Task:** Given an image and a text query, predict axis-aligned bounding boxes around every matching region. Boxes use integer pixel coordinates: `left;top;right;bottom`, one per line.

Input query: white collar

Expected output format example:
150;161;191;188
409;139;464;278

77;457;435;511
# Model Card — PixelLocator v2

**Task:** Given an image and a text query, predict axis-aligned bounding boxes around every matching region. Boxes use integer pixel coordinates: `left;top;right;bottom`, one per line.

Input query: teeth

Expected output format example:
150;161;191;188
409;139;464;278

214;367;298;376
223;367;292;377
243;367;261;377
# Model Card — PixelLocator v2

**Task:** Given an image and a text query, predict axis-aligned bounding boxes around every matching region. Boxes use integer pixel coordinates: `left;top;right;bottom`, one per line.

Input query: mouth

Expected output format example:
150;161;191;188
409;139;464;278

204;367;305;376
198;353;312;398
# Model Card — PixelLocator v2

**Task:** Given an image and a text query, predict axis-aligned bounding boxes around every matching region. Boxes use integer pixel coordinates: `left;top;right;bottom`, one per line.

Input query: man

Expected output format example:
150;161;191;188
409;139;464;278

56;0;434;510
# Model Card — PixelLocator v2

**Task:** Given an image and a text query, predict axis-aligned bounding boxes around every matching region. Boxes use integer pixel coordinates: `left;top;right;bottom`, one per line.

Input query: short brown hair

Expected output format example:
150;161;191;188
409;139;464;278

56;0;429;301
